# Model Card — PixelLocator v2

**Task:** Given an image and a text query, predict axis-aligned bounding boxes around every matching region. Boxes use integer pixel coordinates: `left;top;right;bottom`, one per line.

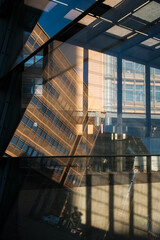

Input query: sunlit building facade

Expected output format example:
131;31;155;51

6;24;105;190
1;1;160;239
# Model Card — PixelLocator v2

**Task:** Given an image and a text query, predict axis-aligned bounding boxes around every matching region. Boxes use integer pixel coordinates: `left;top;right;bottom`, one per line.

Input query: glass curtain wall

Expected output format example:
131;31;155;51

2;0;160;239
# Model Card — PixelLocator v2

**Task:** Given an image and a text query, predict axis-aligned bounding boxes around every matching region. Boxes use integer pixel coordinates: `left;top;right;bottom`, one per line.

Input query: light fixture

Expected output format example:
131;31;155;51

52;0;68;6
45;2;57;12
135;30;148;36
133;1;150;12
118;12;132;22
153;37;160;41
100;16;113;23
78;15;97;26
133;1;160;22
106;25;132;37
75;8;84;13
93;20;103;28
64;9;81;20
141;38;160;47
127;33;138;39
155;45;160;49
103;0;123;7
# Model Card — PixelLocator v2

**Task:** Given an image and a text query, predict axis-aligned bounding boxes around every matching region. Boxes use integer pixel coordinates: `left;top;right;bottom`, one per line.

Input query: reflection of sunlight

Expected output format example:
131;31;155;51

114;184;129;234
134;183;148;236
44;2;57;12
64;9;81;20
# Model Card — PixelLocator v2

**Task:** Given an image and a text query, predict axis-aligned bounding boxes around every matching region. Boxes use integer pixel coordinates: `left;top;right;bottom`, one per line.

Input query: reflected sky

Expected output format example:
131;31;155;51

39;0;96;37
16;0;97;65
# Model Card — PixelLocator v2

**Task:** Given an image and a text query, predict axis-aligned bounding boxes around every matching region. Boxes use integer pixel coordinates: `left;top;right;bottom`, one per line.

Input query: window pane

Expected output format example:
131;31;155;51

28;36;34;45
57;144;62;151
32;150;37;156
41;131;47;139
136;85;144;101
54;92;59;99
17;140;23;149
135;63;144;74
22;144;29;152
33;123;38;131
53;141;58;148
54;117;59;124
155;68;160;75
32;96;38;104
156;92;160;102
27;147;33;156
45;83;51;91
37;128;42;135
50;113;55;120
37;101;42;109
27;120;33;128
50;87;55;95
46;109;51;117
11;136;18;145
125;61;133;73
50;138;55;145
46;135;51;142
41;105;47;113
22;116;28;124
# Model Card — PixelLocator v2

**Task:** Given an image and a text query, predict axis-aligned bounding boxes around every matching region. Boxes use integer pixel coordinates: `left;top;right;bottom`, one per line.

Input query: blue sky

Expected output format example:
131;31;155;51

38;0;96;37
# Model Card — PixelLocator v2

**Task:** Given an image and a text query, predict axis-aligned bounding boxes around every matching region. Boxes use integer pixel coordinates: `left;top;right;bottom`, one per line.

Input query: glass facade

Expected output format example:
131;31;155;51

2;0;160;240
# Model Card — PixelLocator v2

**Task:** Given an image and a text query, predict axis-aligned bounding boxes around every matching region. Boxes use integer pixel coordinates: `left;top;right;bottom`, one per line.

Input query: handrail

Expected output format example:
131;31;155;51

1;154;160;159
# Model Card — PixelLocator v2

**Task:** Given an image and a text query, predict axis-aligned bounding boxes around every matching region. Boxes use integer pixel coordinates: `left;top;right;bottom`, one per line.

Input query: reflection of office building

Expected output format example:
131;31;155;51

6;24;105;190
104;55;160;140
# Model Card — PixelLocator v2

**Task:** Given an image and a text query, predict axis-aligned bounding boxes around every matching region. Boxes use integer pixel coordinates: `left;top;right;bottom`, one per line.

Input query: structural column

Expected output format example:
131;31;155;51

117;56;123;172
145;64;151;138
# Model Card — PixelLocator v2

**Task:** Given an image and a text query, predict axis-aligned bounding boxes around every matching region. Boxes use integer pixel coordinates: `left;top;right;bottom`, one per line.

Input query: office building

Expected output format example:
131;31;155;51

1;1;160;239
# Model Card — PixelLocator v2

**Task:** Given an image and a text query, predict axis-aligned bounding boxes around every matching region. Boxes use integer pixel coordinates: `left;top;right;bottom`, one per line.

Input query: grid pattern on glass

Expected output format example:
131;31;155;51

104;55;117;113
122;59;145;113
31;96;76;142
151;67;160;114
19;115;70;156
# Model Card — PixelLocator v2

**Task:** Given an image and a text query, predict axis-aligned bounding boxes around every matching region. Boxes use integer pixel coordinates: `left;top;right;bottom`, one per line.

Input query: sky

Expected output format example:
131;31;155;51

38;0;96;37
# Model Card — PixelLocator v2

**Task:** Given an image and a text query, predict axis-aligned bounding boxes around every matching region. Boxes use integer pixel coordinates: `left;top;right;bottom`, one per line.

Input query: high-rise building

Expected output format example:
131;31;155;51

6;24;105;190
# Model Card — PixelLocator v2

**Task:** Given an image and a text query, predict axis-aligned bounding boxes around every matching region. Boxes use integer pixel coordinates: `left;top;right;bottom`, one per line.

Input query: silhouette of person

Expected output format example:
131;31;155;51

71;206;82;228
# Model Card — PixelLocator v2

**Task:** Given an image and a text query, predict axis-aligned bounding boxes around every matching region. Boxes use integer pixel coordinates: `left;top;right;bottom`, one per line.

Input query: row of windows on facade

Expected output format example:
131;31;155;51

10;136;68;177
31;96;76;142
111;80;160;104
123;85;160;102
28;36;40;51
21;115;70;156
49;60;77;96
11;136;43;157
106;58;145;74
123;84;145;102
151;86;160;103
50;56;160;79
108;56;160;76
24;55;43;68
10;135;81;185
123;61;145;74
109;84;145;102
41;158;63;176
42;158;81;185
45;82;60;99
109;83;160;103
45;80;81;112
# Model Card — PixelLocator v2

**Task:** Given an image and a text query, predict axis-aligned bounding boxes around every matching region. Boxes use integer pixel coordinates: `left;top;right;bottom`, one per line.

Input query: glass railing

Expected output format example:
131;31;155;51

0;155;159;240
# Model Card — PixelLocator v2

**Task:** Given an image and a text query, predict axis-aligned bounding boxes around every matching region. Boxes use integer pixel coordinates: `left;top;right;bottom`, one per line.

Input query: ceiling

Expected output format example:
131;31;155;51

58;0;160;69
